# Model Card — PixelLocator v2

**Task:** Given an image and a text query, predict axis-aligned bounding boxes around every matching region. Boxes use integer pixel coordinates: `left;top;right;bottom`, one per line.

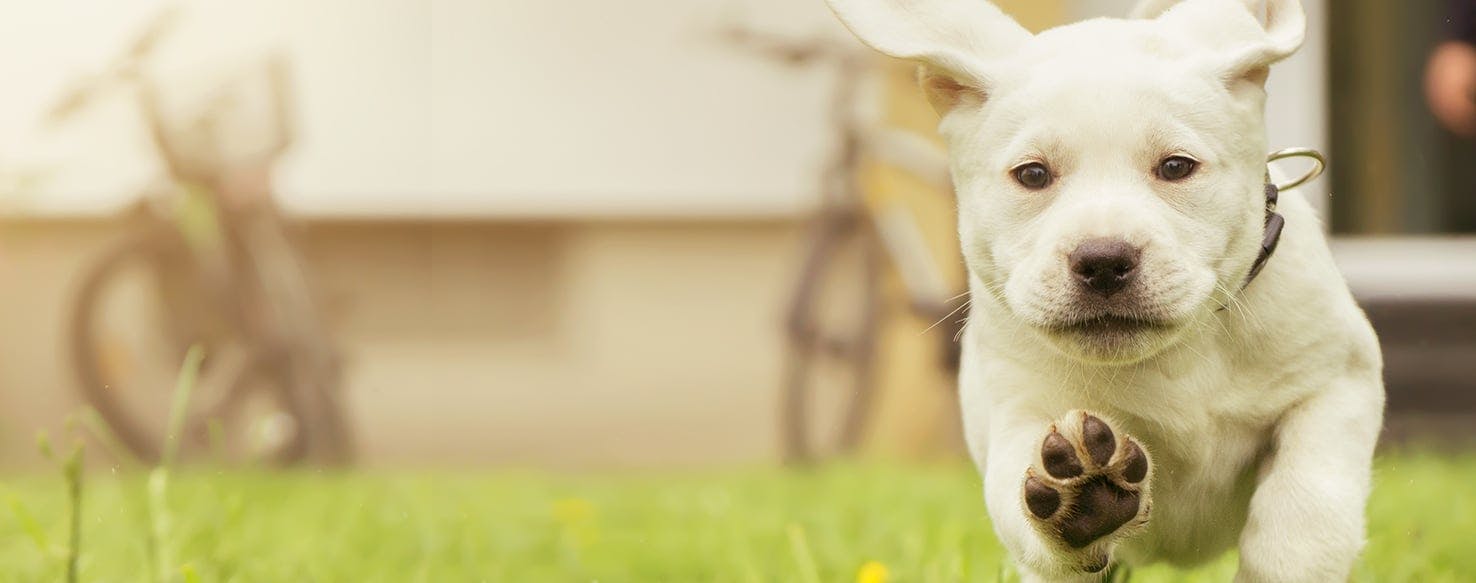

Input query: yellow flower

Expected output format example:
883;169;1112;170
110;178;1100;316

552;498;600;547
855;560;889;583
552;497;595;524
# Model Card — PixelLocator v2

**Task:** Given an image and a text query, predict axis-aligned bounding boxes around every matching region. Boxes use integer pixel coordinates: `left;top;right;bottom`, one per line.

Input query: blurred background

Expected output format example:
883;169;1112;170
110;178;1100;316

0;0;1471;472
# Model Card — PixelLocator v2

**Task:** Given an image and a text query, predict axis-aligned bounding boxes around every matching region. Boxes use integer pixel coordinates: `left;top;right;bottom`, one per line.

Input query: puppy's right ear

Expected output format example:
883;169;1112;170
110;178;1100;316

1158;0;1305;90
824;0;1031;113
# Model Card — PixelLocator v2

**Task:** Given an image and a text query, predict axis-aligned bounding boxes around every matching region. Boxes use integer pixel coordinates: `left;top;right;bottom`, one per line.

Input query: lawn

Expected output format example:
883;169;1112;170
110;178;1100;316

1;450;1473;581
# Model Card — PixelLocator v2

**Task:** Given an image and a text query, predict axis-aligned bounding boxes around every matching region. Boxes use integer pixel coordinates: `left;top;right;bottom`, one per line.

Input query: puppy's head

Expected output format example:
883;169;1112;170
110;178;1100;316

826;0;1306;363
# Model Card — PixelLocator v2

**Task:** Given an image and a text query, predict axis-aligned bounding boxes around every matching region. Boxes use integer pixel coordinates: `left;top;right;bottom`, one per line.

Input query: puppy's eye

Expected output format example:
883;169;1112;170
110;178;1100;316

1156;156;1198;181
1012;162;1052;190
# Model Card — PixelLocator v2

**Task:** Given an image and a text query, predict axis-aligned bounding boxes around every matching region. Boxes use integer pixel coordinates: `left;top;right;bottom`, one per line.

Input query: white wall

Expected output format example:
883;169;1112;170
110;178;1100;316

452;0;845;218
0;0;1330;219
0;0;846;218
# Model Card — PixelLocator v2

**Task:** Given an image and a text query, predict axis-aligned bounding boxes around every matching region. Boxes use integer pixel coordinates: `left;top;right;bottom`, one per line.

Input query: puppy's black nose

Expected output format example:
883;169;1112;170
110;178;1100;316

1069;238;1140;297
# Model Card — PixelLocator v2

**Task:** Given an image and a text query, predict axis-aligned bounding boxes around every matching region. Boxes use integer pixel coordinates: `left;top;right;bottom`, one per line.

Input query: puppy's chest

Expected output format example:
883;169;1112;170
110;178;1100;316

1092;342;1299;431
1127;413;1268;561
1082;377;1272;561
1079;368;1284;483
1130;408;1269;481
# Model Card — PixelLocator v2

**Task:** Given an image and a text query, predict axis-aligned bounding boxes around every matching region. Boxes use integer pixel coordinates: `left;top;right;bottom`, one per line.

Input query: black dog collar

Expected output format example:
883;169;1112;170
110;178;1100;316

1242;182;1284;288
1239;148;1325;290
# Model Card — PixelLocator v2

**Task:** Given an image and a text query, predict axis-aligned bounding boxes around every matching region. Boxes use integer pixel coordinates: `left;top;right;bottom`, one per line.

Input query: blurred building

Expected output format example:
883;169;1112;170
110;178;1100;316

0;0;1470;469
0;0;844;468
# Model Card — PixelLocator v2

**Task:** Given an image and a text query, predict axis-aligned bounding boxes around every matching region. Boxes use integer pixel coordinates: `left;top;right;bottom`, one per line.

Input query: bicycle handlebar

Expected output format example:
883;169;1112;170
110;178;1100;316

44;4;298;196
46;6;182;126
718;26;867;68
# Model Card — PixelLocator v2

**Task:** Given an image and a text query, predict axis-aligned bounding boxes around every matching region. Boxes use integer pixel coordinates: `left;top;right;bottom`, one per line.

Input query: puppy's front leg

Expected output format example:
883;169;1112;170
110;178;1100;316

1235;376;1383;582
984;409;1152;582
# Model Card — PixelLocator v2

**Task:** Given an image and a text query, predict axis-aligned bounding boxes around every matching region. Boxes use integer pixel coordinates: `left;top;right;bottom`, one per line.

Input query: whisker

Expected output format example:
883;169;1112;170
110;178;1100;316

922;298;972;335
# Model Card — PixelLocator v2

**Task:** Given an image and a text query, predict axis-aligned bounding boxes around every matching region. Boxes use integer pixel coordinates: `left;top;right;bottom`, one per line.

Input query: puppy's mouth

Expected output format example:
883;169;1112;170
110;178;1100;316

1030;313;1180;363
1046;314;1171;337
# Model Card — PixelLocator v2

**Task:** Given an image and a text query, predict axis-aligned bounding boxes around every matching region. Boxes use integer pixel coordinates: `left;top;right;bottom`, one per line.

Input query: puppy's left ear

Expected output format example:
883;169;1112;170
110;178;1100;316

823;0;1031;114
1161;0;1305;88
1128;0;1183;19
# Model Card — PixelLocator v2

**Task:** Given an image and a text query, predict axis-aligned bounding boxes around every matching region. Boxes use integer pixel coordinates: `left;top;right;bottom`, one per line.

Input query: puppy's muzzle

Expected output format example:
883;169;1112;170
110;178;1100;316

1069;238;1141;298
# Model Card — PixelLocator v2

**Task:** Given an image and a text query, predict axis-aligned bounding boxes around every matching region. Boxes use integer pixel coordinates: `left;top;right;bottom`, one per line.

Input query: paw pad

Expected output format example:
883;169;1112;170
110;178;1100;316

1022;411;1151;550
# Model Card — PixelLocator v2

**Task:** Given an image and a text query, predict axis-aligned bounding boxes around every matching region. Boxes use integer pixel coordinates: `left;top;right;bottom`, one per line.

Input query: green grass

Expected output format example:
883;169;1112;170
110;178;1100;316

1;451;1473;581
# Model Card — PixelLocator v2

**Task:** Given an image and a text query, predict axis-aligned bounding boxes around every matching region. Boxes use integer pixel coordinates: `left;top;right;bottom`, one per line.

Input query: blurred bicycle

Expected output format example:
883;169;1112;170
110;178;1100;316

725;28;963;464
50;8;352;465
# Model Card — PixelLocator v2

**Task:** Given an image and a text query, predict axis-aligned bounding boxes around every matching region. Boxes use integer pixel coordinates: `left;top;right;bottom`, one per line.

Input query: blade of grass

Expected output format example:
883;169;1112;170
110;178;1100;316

63;441;84;583
36;431;55;461
162;346;206;467
787;523;822;583
6;491;54;558
207;418;226;466
148;345;206;583
80;408;142;471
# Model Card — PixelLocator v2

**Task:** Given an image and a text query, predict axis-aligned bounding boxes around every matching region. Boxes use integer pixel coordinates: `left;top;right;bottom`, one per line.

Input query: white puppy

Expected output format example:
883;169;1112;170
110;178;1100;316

822;0;1384;580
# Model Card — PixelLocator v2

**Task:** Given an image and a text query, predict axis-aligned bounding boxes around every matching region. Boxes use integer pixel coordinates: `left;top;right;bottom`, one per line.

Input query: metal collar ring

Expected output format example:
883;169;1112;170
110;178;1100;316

1266;147;1326;192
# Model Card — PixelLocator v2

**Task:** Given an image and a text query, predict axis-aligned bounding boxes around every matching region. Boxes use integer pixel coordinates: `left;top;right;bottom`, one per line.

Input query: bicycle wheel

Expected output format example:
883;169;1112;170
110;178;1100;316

282;358;353;464
780;209;883;464
69;228;311;464
233;211;354;464
186;351;313;465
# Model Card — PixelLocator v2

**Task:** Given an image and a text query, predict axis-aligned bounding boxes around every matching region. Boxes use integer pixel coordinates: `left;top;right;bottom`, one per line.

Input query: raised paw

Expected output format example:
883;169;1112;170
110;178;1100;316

1022;410;1152;561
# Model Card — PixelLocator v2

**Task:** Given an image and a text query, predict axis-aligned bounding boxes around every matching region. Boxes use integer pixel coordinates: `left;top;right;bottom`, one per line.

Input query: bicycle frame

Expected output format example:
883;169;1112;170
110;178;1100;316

725;27;964;462
55;6;349;464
